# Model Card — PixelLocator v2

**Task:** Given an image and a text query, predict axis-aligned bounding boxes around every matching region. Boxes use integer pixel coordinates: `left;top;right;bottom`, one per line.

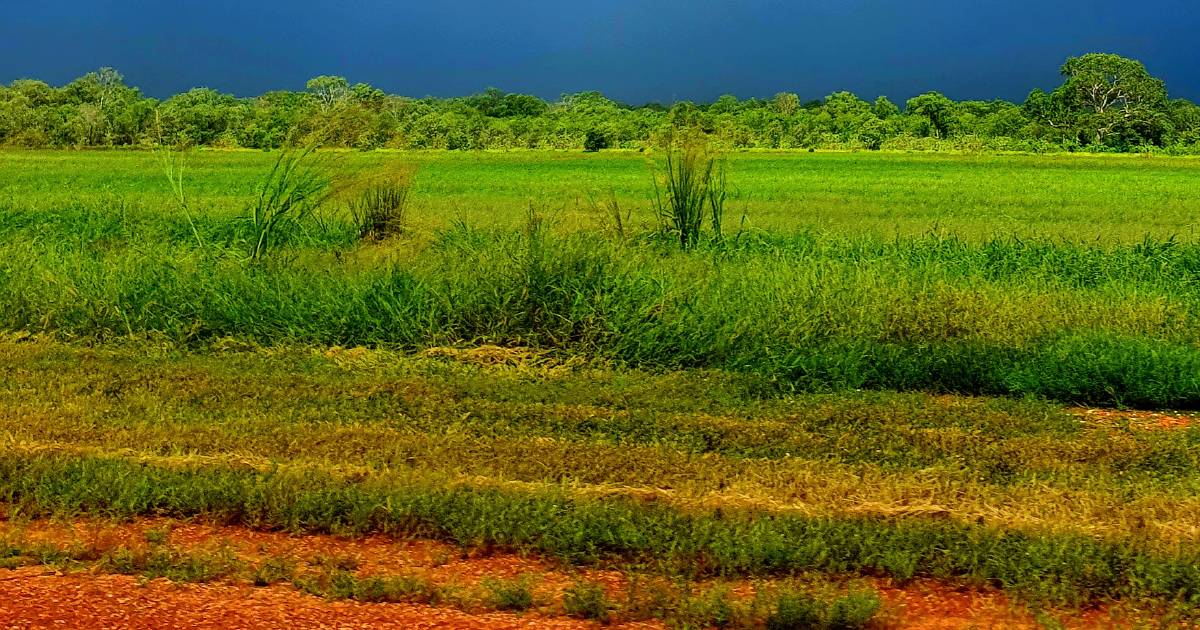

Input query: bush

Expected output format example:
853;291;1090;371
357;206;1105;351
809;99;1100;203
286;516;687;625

826;591;881;629
767;590;879;630
484;576;535;611
583;130;609;152
767;593;824;629
246;146;331;261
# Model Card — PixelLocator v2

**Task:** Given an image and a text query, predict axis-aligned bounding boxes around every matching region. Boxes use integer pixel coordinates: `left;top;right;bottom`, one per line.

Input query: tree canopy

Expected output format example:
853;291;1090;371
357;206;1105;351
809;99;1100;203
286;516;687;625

1;55;1196;153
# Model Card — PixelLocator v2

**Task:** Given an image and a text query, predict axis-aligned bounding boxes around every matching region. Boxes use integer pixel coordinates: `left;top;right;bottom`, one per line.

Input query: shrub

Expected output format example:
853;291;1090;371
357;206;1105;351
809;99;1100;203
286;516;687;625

584;130;609;152
346;163;416;240
766;590;879;630
826;591;881;629
767;593;824;629
246;146;331;261
484;576;536;611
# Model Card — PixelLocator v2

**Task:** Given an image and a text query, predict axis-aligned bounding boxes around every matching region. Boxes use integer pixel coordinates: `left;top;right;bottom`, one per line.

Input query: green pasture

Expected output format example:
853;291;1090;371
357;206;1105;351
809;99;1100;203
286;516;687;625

3;149;1199;239
3;148;1200;621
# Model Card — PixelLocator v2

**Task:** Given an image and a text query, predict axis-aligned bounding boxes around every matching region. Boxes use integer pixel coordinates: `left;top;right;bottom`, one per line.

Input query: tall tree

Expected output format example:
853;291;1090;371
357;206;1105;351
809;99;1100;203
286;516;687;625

773;92;800;116
1058;53;1169;146
905;92;956;138
306;76;350;110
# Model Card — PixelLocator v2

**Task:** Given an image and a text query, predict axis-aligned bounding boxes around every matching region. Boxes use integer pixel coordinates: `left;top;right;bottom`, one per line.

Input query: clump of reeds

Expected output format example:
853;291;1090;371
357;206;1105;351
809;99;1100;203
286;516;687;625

344;162;417;240
587;188;631;241
246;146;332;261
651;133;728;248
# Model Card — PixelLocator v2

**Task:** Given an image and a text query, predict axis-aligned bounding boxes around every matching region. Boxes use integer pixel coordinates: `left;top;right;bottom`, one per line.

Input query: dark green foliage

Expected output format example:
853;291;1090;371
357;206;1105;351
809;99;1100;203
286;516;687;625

5;223;1200;407
346;164;415;240
651;135;728;248
100;546;241;583
307;571;441;604
246;146;331;260
766;591;879;630
3;54;1198;152
252;556;296;586
767;593;824;629
826;592;882;629
484;576;536;611
583;130;609;152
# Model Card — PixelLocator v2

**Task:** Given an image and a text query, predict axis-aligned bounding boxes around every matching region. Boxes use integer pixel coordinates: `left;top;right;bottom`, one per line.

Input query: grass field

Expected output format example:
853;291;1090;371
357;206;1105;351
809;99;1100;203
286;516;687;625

2;148;1200;625
4;149;1200;238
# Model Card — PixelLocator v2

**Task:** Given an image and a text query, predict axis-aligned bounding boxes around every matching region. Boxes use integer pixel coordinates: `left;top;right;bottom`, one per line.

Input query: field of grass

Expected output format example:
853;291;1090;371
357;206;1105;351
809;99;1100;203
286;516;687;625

4;149;1200;238
2;148;1200;625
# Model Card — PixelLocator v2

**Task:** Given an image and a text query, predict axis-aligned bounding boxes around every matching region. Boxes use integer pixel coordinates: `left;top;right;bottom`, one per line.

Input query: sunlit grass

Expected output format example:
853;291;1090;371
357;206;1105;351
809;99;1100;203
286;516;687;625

4;149;1199;239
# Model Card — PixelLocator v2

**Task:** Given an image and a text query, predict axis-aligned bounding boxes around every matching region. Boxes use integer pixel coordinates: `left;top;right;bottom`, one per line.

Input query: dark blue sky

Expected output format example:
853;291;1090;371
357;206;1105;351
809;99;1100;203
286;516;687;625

3;0;1198;104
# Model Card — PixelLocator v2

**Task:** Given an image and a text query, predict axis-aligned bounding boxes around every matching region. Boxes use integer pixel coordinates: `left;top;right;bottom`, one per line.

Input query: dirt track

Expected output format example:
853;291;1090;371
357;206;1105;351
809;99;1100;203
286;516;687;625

0;517;1136;629
0;568;618;629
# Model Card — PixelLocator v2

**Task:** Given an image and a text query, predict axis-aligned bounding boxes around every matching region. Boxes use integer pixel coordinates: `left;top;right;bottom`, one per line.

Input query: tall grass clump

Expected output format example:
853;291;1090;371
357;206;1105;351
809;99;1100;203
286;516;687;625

587;188;630;241
652;133;728;248
345;162;416;240
156;143;205;249
246;146;331;261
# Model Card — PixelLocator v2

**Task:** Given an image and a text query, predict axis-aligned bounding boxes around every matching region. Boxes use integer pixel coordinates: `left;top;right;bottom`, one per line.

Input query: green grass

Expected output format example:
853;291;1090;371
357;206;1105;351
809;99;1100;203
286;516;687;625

3;148;1200;620
3;149;1199;239
2;339;1200;615
5;448;1200;608
2;223;1199;406
3;150;1200;408
0;528;881;627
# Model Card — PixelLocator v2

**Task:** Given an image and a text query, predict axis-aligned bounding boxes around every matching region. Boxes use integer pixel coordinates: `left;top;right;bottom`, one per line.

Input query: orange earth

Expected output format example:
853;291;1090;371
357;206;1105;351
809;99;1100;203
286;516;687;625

0;516;1150;629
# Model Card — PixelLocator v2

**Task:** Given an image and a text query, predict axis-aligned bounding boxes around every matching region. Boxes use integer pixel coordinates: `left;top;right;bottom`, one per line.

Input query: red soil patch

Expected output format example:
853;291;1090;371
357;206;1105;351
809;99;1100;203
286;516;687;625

2;516;629;600
1071;407;1199;430
0;516;1149;629
0;567;613;629
874;579;1038;629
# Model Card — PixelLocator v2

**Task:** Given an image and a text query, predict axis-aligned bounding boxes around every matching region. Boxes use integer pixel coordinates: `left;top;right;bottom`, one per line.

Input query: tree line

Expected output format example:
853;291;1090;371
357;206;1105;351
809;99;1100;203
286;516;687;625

2;54;1198;153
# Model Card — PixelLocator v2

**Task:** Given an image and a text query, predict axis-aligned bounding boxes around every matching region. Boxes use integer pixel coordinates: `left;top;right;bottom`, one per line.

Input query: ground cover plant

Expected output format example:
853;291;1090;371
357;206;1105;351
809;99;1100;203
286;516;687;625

2;147;1200;625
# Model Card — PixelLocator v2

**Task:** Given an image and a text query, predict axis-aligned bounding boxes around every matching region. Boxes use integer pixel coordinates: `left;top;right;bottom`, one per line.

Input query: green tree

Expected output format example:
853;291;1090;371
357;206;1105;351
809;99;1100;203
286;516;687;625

709;94;741;115
872;96;899;119
351;82;387;110
773;92;800;116
905;92;956;138
306;75;350;110
1058;53;1169;146
1168;99;1200;145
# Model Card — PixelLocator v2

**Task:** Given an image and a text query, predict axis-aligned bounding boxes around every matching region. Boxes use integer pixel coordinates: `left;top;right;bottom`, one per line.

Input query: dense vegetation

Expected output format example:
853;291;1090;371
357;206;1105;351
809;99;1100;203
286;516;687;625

3;53;1199;153
3;142;1200;622
2;150;1199;409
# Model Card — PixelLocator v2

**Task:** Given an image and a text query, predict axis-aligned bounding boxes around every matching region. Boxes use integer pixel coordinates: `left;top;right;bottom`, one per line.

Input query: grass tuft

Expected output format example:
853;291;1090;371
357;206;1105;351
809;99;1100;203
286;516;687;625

563;580;612;622
344;162;416;240
245;146;331;261
651;133;728;248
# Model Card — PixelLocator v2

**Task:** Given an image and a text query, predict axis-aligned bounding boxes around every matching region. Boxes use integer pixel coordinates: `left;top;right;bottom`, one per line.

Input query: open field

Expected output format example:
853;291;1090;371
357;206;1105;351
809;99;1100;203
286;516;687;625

4;150;1200;406
2;148;1200;626
4;149;1200;238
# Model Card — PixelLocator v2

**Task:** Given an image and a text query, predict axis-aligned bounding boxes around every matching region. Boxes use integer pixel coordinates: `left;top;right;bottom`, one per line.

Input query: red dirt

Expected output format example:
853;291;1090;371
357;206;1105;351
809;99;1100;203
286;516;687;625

1071;407;1199;430
0;516;1149;629
0;567;614;629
